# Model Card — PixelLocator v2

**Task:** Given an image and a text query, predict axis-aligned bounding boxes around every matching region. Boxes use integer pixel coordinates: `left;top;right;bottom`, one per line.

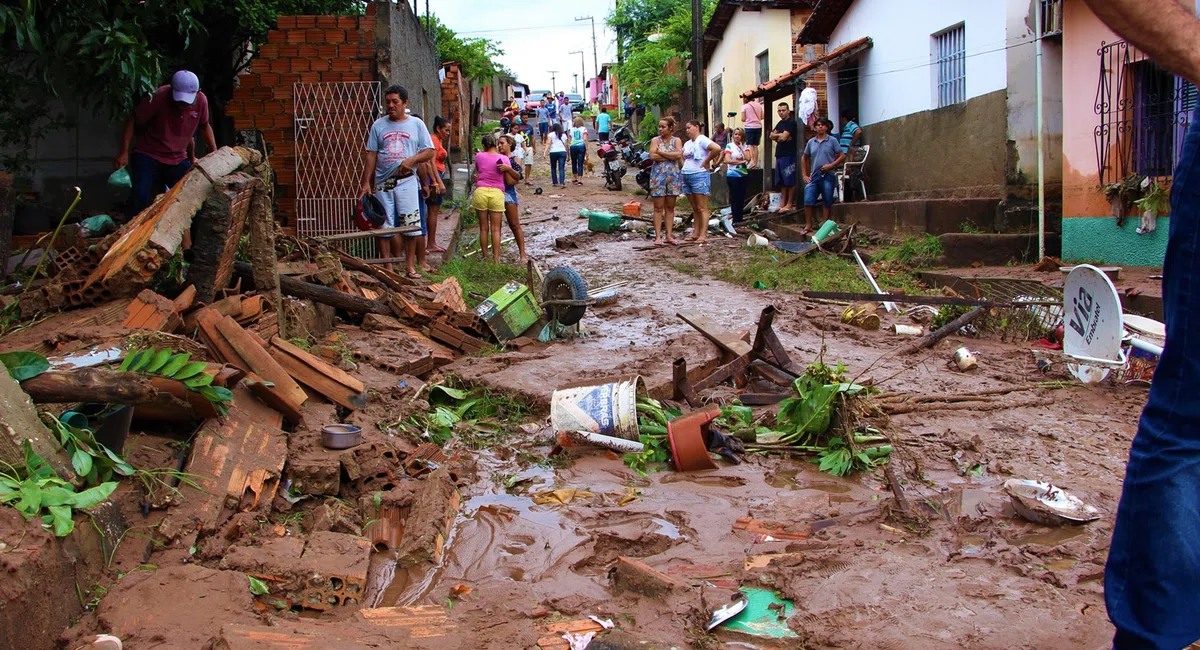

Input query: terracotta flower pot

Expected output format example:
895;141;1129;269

667;404;721;472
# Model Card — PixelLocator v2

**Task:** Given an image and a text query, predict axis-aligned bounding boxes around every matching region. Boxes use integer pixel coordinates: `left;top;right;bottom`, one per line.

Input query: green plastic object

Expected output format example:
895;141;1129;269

108;167;131;189
580;209;623;233
723;588;799;639
474;281;540;342
813;219;840;243
79;214;116;237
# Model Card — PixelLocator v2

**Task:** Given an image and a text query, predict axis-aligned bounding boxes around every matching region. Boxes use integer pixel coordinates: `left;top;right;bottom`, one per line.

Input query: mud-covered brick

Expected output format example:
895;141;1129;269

299;532;371;609
287;453;341;496
339;441;405;481
613;556;683;596
394;468;459;568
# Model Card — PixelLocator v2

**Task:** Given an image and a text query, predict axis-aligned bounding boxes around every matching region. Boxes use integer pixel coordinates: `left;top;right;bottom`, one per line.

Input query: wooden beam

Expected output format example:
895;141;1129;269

233;261;393;315
677;310;752;358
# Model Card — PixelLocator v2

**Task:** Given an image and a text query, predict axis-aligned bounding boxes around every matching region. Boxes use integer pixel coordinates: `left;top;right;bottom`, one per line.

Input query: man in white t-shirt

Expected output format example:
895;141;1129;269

510;124;532;185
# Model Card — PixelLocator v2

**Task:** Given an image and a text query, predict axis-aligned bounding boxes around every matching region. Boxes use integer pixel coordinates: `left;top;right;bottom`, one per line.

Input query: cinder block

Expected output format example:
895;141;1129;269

298;532;371;609
287;453;341;496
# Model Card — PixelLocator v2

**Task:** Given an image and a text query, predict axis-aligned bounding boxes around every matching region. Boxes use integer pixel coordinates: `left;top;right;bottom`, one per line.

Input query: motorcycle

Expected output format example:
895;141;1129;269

599;125;652;192
596;140;626;191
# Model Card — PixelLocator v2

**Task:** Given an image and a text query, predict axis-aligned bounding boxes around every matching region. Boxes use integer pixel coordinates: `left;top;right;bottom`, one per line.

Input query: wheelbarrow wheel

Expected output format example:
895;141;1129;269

542;266;588;326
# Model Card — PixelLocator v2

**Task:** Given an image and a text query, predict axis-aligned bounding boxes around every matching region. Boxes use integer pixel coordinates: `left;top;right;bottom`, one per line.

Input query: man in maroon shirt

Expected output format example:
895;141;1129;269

114;70;217;216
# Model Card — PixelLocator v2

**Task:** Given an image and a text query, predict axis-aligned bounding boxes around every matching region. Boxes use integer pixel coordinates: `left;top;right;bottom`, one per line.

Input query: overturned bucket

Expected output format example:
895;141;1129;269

551;376;645;442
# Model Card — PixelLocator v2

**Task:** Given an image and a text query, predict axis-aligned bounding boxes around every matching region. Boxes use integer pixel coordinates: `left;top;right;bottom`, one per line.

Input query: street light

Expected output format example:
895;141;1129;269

575;15;598;94
569;50;585;99
547;70;558;94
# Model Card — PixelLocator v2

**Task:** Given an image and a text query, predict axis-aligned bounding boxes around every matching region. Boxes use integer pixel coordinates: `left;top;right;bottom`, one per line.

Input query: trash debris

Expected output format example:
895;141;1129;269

706;592;749;631
531;488;595;505
1063;264;1125;384
852;250;898;313
551;376;644;442
1004;479;1101;525
954;346;978;371
842;303;881;330
321;424;363;450
893;324;923;336
719;588;799;639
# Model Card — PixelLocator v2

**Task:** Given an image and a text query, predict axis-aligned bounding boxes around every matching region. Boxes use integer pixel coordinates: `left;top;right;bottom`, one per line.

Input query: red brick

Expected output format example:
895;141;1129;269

365;3;376;16
296;16;317;28
273;141;295;157
258;44;280;59
359;17;374;30
319;71;343;82
264;102;285;116
251;87;273;101
331;58;352;72
305;29;325;43
310;59;331;72
273;85;294;100
325;30;347;44
297;45;318;58
267;30;287;45
316;16;338;28
277;16;297;29
269;58;290;73
259;72;282;86
286;30;306;44
336;16;357;29
279;73;301;86
317;44;338;58
360;44;375;58
225;101;244;117
290;59;311;73
232;87;253;101
299;72;321;83
273;115;293;129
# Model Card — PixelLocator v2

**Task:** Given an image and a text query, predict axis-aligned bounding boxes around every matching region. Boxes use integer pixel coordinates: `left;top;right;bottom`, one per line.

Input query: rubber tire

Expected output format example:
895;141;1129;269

542;266;588;326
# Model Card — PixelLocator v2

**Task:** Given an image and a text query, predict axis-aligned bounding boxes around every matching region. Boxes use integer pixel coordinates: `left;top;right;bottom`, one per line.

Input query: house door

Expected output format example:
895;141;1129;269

838;63;861;122
294;81;383;256
711;75;723;131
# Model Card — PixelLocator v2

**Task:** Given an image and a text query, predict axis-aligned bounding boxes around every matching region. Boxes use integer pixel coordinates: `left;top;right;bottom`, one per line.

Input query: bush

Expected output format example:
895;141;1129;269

637;112;659;140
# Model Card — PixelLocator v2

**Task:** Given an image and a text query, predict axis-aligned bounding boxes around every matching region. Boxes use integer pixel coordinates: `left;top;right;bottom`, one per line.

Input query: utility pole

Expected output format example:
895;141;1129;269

569;50;586;98
573;73;579;94
691;0;705;124
576;16;598;91
548;71;558;94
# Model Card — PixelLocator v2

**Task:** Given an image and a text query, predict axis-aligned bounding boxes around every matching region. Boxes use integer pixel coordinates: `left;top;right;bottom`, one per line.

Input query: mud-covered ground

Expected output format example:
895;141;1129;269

42;167;1145;650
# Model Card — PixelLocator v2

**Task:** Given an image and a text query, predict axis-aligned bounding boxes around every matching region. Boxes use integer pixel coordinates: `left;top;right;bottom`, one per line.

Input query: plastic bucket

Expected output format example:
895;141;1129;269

551;376;645;441
747;233;769;247
767;193;782;212
812;220;840;243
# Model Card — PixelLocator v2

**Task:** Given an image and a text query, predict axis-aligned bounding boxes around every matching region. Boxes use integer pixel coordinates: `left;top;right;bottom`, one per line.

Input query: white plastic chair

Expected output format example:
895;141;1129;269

837;144;870;202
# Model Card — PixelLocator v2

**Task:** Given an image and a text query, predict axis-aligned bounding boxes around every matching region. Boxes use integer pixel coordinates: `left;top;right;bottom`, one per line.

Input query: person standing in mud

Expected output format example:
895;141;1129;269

1084;2;1200;649
648;117;684;246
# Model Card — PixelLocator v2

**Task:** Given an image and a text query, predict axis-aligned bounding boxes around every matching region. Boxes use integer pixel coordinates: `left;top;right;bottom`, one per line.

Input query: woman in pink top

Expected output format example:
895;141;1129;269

471;134;514;262
741;96;764;168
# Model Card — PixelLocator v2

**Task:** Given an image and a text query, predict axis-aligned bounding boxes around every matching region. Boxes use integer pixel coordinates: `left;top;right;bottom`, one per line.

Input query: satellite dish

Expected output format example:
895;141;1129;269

1123;314;1166;339
1063;264;1126;384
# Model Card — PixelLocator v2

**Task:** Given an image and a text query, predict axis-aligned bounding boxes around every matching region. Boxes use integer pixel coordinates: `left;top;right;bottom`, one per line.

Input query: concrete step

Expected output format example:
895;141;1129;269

830;198;1058;236
937;232;1061;267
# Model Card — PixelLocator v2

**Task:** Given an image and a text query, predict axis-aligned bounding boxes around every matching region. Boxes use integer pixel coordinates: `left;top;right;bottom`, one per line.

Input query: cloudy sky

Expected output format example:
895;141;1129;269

430;0;620;93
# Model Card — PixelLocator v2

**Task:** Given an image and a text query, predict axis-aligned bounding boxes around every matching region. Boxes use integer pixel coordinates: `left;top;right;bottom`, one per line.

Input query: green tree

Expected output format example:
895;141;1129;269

421;15;507;83
606;0;715;109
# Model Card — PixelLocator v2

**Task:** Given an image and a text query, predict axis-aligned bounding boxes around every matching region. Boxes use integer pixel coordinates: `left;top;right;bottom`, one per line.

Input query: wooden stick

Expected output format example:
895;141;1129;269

313;225;421;241
901;307;985;355
232;261;392;315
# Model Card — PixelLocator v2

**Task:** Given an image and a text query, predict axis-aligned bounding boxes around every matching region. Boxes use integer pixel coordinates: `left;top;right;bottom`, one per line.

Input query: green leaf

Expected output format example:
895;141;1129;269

159;353;191;378
198;385;233;403
38;485;76;507
68;481;118;509
431;385;468;401
0;350;50;381
129;348;156;372
172;362;207;381
16;481;42;514
120;349;149;373
248;575;270;595
100;447;134;477
71;448;93;477
23;441;56;480
184;373;214;388
47;505;74;536
144;349;173;374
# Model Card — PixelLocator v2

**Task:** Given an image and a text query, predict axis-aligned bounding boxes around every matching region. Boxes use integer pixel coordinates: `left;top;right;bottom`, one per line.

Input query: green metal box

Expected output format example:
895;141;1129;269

474;281;540;342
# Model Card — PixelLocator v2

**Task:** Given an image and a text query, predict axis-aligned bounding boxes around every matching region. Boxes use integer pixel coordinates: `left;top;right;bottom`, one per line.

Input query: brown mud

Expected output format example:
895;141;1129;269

27;170;1139;649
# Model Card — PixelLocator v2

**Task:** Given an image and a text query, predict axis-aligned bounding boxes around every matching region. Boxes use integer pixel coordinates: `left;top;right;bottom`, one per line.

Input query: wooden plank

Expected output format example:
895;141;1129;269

269;336;366;410
313;225;421;241
214;316;308;409
677;310;753;357
245;373;303;426
194;308;242;365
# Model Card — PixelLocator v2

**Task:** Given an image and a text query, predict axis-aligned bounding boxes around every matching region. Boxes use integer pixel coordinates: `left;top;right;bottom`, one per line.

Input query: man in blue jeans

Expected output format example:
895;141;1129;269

800;118;845;235
115;70;217;218
1085;1;1200;648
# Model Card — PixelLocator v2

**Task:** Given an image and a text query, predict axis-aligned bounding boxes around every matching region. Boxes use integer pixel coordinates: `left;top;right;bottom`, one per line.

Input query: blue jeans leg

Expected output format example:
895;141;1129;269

129;154;192;217
1105;110;1200;650
570;145;585;177
550;152;566;185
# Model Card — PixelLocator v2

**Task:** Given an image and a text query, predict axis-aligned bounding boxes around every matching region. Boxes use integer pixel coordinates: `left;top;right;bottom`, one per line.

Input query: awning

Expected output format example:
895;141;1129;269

741;36;872;100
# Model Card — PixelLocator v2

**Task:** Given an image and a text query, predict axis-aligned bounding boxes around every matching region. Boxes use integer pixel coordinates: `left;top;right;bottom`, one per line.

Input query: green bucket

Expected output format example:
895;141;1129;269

813;220;840;243
581;209;623;233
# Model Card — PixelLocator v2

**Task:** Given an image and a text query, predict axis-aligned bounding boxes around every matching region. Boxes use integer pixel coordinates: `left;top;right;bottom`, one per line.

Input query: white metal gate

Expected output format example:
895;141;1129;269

294;82;382;252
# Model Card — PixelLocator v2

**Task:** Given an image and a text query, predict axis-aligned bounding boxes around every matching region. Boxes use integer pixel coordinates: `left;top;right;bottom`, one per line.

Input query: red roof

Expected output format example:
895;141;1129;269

741;36;871;100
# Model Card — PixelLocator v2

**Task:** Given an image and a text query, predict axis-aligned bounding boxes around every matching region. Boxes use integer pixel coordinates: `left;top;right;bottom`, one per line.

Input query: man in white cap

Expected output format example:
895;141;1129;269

115;70;217;216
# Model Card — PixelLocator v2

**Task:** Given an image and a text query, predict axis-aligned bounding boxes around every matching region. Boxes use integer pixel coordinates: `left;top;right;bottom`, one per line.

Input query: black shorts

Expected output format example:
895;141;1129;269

744;128;763;146
427;172;447;206
599;131;609;142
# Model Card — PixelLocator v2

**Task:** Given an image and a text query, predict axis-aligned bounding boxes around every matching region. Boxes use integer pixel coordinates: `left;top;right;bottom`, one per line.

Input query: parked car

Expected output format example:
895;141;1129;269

564;93;586;113
524;90;552;115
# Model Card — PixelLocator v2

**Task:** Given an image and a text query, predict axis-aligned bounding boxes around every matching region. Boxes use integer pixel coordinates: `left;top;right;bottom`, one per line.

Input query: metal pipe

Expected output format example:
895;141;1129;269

1035;0;1046;260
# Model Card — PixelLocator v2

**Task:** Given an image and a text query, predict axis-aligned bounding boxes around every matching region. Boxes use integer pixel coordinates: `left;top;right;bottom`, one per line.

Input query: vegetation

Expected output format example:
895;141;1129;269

716;248;873;293
607;0;717;109
120;347;234;414
421;15;507;83
874;234;944;267
426;256;525;307
385;383;530;448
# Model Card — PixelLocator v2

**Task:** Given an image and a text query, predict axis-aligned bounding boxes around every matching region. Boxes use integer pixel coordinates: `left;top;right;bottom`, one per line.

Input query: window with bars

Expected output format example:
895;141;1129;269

756;50;770;86
933;24;966;108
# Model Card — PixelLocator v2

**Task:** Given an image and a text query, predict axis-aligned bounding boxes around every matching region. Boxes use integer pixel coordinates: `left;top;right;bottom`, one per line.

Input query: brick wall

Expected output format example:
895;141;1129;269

791;9;827;125
226;6;380;228
440;64;470;154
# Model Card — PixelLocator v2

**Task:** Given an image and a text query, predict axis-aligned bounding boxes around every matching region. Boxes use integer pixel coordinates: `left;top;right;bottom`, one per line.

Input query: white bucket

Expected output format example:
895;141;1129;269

893;324;923;336
558;430;646;454
767;192;782;212
551;376;644;441
747;233;769;247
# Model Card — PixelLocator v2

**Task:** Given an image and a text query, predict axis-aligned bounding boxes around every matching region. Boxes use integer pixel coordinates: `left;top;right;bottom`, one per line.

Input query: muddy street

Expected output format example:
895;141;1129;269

3;167;1141;650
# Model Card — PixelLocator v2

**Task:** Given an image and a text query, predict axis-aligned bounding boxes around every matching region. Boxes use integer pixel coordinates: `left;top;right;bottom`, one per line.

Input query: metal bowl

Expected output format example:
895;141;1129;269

321;424;363;450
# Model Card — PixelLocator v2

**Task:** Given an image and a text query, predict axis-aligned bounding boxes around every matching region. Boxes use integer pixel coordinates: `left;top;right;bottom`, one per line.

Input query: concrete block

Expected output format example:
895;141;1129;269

613;556;683;596
395;468;460;568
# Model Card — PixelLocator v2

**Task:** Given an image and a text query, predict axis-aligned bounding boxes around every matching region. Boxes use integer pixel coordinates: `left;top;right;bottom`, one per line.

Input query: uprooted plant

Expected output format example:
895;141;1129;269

744;361;893;477
120;347;234;414
0;442;119;537
385;383;531;448
623;397;679;476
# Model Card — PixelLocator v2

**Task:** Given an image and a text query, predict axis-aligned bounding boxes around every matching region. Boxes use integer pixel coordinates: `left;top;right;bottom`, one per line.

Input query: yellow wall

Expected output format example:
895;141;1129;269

706;7;797;129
